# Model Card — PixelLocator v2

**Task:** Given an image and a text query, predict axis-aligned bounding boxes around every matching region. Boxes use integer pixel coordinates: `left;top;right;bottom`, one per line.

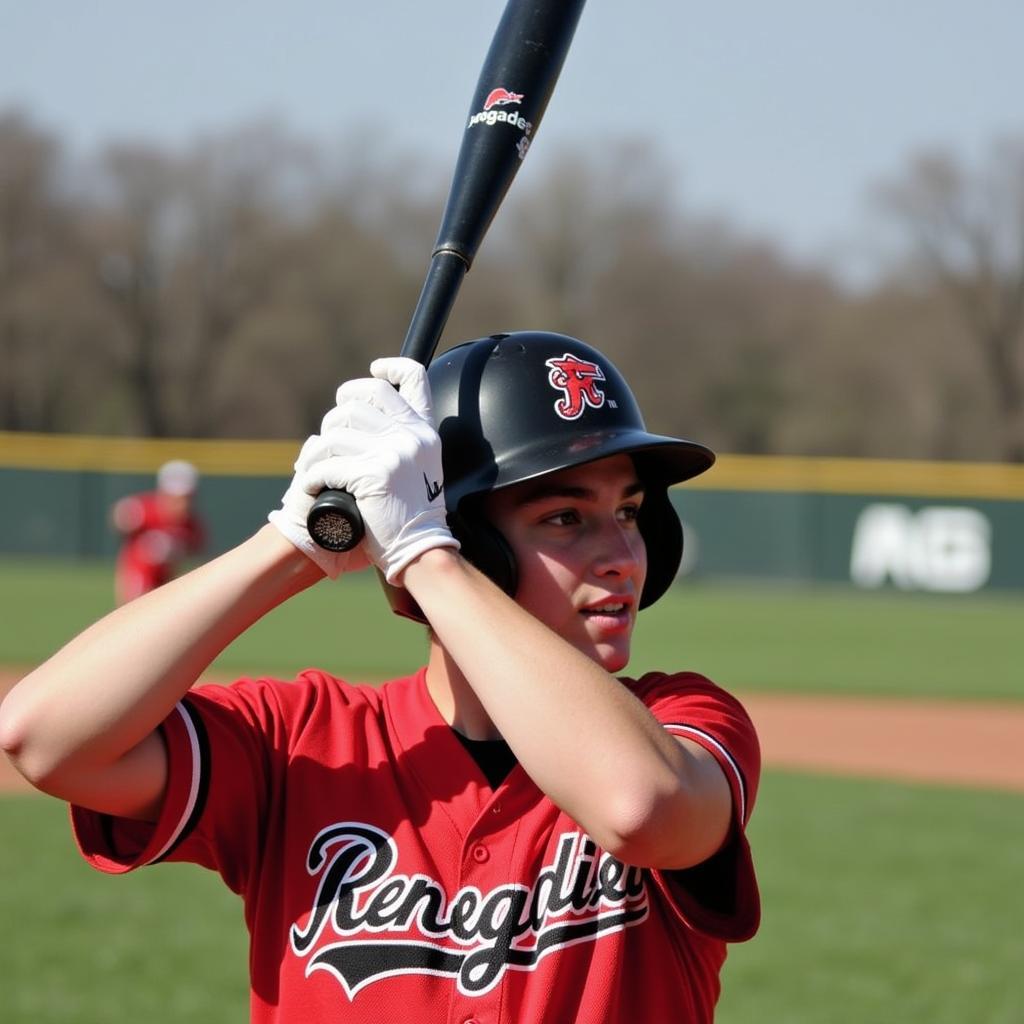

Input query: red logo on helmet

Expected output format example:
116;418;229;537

483;87;524;110
545;354;607;420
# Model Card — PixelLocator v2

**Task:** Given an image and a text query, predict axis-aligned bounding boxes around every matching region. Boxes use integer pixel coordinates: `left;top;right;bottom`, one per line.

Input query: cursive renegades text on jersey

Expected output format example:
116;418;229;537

545;353;608;420
289;822;649;999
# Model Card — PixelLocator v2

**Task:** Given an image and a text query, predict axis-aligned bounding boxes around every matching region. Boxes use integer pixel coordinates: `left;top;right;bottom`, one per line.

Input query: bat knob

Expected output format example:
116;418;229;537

307;489;365;552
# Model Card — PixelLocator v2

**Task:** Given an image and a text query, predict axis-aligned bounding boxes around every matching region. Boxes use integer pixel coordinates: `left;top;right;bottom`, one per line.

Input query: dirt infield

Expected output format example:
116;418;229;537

1;669;1022;794
740;693;1024;792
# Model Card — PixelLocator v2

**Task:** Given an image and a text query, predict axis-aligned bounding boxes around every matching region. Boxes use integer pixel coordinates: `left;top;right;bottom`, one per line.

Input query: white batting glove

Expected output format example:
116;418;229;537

268;434;373;579
309;357;460;584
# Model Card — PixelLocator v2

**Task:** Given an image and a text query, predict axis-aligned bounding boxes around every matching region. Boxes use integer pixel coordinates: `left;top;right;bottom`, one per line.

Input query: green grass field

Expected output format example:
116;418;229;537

716;773;1024;1024
0;557;1019;698
1;558;1021;1022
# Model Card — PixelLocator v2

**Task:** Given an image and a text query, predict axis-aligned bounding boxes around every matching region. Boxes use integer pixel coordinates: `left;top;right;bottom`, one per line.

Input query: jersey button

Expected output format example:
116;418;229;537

491;803;502;815
471;844;489;863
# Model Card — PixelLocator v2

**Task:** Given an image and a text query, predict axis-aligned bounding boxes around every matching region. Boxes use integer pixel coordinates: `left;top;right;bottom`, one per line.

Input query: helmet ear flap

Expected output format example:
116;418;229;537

637;489;683;608
449;506;518;598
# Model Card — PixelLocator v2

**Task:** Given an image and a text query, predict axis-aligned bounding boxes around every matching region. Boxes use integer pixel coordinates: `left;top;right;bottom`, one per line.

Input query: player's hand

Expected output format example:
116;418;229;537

269;438;374;580
309;357;460;584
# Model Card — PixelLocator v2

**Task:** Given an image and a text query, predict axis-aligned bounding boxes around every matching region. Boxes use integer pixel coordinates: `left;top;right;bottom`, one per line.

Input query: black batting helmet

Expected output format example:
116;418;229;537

386;331;714;622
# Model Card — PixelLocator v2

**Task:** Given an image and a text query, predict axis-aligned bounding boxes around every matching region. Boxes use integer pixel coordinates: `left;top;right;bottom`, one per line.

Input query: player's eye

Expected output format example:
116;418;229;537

542;508;580;526
617;502;641;524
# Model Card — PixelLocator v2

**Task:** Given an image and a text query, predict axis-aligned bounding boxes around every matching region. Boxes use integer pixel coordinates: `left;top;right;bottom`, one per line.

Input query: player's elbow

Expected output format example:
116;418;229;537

591;780;675;864
596;779;728;869
0;690;38;783
0;687;70;792
0;683;28;755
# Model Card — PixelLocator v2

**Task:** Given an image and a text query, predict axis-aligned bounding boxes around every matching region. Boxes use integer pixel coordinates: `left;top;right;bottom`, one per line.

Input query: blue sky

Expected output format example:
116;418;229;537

4;0;1023;283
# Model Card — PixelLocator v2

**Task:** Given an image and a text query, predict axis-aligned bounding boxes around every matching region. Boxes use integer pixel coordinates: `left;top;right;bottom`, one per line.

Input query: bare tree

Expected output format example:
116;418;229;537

475;141;838;456
874;138;1024;461
14;111;1015;463
0;110;113;432
87;142;180;435
0;110;57;429
86;122;330;437
173;122;322;436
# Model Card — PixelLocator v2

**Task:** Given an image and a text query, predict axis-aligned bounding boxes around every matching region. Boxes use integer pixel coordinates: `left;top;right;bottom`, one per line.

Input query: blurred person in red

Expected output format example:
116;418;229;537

111;460;206;604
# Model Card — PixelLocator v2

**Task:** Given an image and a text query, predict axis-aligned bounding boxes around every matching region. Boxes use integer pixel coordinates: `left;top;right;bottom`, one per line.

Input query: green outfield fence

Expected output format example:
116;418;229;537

3;431;1024;593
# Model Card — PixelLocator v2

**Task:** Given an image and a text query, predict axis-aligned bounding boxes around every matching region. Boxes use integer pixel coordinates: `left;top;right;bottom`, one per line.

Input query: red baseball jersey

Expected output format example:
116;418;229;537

114;491;205;598
72;668;760;1023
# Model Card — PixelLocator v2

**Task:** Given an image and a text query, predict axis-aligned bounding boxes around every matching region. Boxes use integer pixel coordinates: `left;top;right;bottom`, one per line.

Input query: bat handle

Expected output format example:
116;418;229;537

307;489;364;552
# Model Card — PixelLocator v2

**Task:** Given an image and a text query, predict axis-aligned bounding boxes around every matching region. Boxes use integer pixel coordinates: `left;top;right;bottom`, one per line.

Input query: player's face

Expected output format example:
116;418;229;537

484;454;648;672
158;492;192;522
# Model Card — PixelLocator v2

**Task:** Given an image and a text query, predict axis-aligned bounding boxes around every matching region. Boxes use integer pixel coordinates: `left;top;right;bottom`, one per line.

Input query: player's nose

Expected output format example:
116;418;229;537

591;518;645;581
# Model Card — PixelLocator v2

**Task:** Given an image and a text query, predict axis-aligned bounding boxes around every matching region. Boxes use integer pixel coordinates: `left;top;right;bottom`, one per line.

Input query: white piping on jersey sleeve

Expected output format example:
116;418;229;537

663;723;748;825
144;701;204;866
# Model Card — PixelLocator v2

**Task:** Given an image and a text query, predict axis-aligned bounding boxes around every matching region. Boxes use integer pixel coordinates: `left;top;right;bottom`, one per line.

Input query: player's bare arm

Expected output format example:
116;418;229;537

0;527;323;821
403;540;732;872
1;381;396;818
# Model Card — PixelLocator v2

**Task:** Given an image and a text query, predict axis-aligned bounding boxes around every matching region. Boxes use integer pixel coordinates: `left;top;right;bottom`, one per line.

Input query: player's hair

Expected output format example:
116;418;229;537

386;332;713;623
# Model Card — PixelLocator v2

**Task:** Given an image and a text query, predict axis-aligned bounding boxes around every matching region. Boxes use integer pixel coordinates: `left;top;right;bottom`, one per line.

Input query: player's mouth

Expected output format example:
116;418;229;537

579;599;634;631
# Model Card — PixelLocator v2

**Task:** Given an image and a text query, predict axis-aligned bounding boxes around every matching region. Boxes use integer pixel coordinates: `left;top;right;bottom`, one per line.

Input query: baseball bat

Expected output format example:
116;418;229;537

307;0;587;551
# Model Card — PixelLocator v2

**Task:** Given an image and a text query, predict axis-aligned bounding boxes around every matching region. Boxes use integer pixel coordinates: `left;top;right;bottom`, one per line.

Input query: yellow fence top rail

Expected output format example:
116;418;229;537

3;432;1024;500
690;453;1024;500
0;432;296;477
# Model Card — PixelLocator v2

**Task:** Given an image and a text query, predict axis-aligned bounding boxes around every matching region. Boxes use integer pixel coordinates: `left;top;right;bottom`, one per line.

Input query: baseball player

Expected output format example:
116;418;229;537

111;459;206;604
0;332;760;1023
